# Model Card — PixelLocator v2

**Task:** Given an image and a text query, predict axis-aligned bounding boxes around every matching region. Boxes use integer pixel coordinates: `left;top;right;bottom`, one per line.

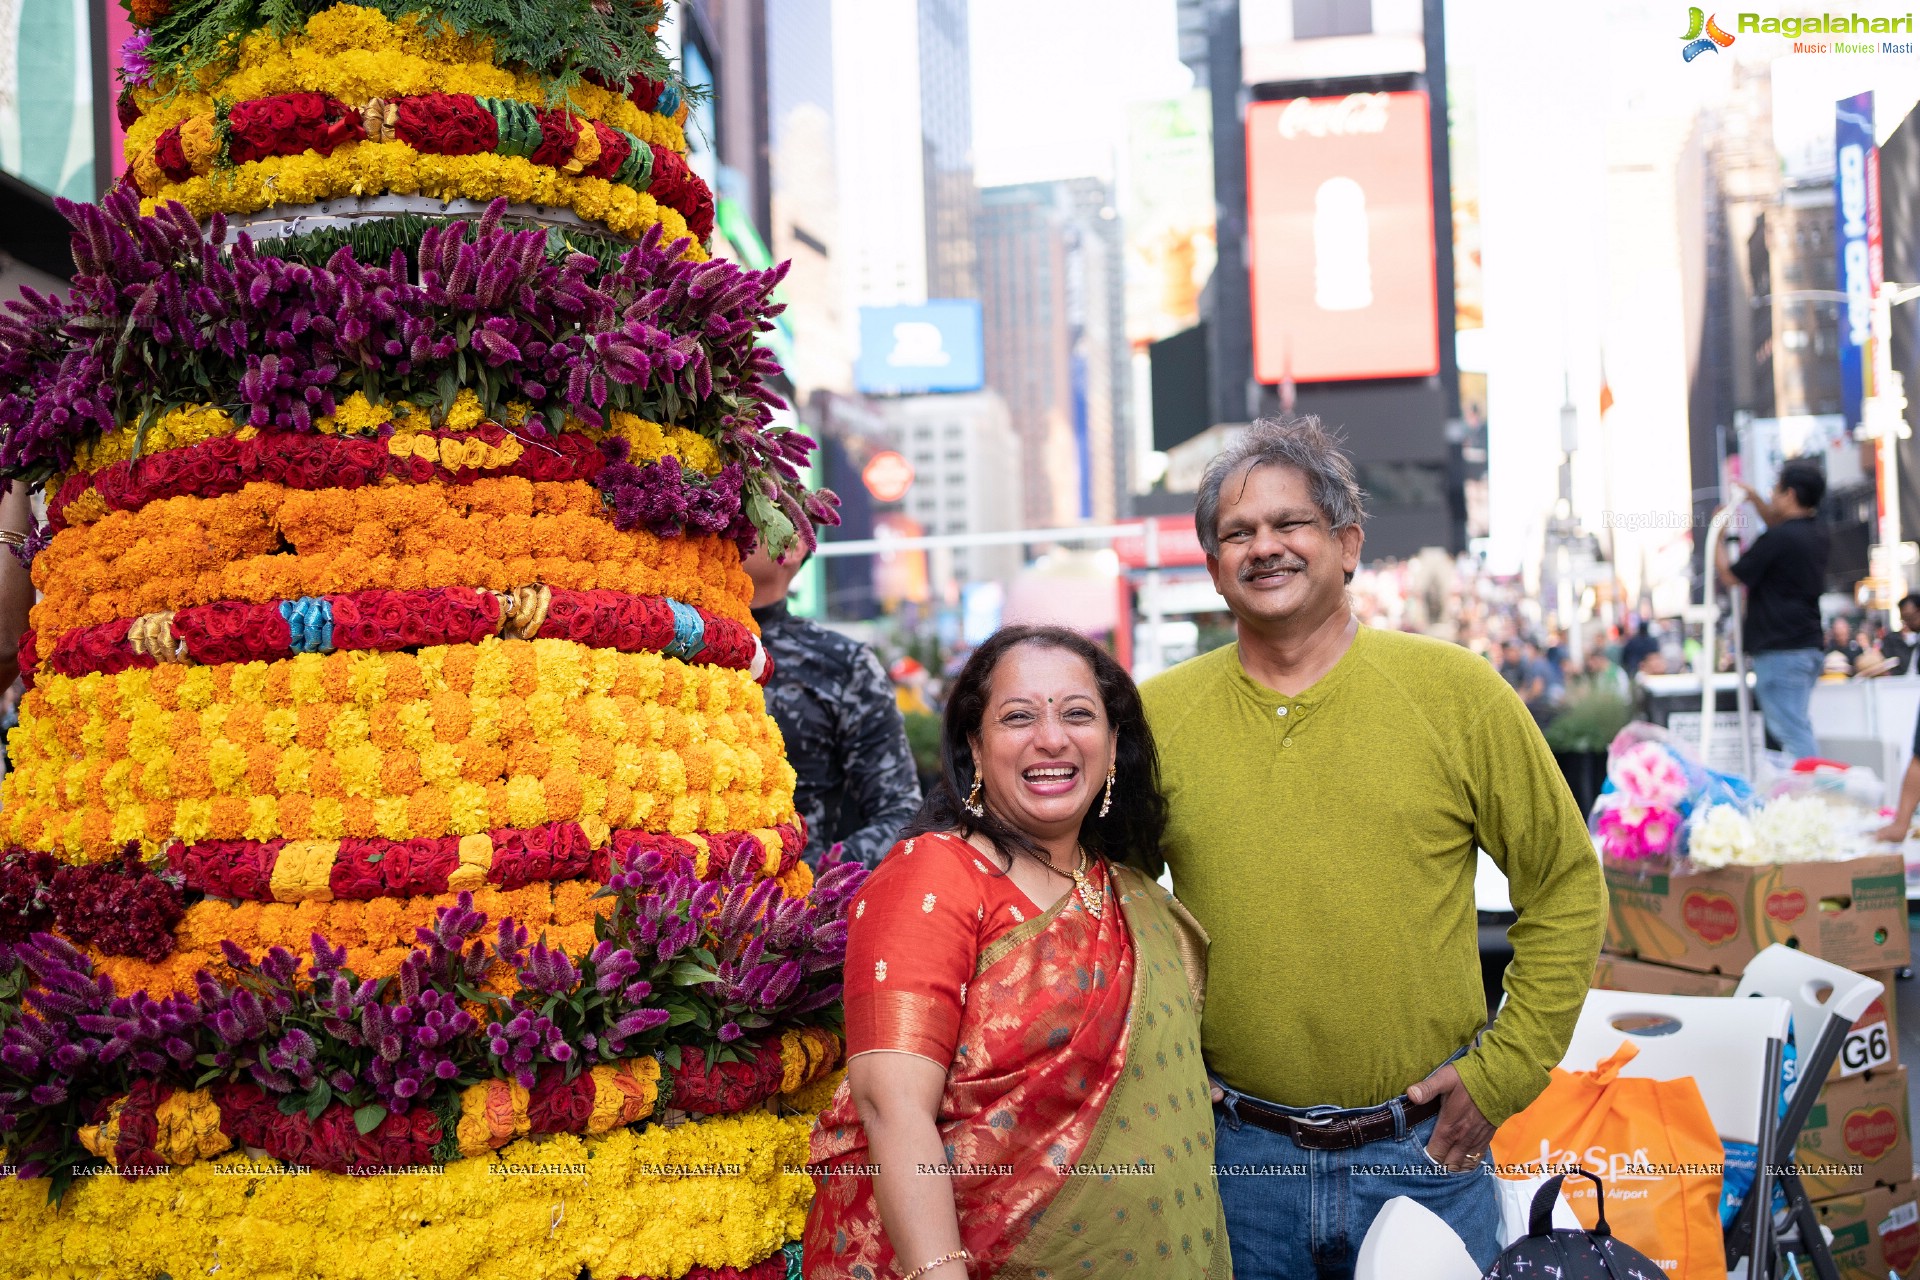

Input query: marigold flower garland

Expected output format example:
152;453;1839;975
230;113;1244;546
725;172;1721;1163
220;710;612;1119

133;90;714;242
138;142;702;246
6;641;797;859
30;479;755;636
0;1113;817;1280
124;4;691;151
51;400;721;520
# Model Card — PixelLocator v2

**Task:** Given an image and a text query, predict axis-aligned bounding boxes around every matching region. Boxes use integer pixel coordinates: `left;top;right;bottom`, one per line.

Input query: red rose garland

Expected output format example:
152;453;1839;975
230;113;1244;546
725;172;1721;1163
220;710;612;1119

227;93;366;165
154;125;192;184
645;146;715;241
99;1033;826;1178
140;90;717;242
526;1064;598;1134
529;106;584;169
394;93;500;157
33;586;767;683
583;120;632;181
51;426;604;529
153;819;804;903
667;1044;787;1116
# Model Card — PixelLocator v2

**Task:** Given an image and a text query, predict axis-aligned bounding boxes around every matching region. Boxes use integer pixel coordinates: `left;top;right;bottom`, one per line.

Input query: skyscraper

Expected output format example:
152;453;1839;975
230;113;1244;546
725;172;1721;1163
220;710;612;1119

828;0;978;314
978;178;1131;526
917;0;978;301
766;0;852;395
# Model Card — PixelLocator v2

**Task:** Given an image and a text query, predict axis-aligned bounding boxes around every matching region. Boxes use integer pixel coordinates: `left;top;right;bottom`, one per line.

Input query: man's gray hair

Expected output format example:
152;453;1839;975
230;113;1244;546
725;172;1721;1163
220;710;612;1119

1193;415;1368;556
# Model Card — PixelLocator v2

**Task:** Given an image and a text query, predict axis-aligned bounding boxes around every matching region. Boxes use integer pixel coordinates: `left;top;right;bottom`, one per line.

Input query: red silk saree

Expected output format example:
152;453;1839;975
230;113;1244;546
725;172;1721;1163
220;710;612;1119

804;832;1230;1279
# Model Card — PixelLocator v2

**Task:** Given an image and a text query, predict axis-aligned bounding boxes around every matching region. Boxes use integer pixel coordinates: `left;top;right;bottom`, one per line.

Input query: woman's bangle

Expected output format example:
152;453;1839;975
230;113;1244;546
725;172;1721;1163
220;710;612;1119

900;1248;972;1280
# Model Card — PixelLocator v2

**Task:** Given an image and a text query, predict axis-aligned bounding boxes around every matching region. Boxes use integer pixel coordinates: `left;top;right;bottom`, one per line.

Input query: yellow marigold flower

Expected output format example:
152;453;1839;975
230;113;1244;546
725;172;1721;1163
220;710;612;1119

179;115;219;173
269;839;339;903
328;391;392;434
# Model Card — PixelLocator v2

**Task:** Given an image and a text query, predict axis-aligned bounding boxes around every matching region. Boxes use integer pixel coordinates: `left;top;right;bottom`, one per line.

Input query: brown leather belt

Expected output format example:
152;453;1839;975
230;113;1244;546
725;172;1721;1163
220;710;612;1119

1226;1092;1443;1151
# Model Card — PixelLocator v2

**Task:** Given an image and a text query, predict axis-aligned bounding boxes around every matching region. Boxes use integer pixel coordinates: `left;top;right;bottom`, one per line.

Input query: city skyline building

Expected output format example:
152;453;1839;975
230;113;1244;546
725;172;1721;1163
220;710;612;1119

978;178;1132;527
918;0;980;301
766;0;855;397
828;0;978;314
883;391;1025;595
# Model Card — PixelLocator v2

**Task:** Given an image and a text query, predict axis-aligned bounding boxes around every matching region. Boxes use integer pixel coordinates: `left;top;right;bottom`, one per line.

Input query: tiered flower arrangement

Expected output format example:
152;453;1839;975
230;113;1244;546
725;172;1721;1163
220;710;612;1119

0;3;854;1276
120;4;710;241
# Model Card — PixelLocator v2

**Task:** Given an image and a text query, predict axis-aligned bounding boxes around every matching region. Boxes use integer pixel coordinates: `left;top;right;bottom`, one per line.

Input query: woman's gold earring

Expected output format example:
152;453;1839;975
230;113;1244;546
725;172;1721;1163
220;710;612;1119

1099;767;1115;818
964;773;985;818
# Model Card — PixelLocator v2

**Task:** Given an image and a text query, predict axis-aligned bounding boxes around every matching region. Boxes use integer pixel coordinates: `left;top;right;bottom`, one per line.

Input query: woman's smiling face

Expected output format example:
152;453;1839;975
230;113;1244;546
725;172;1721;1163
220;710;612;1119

969;642;1116;845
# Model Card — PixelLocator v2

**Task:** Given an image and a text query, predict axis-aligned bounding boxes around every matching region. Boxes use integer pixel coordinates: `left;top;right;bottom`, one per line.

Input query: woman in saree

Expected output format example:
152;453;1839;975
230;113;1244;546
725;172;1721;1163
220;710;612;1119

803;625;1231;1280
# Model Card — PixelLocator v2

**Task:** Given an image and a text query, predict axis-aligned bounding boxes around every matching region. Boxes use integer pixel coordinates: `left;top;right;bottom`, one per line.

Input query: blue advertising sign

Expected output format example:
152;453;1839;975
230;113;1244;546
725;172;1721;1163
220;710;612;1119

1836;91;1878;430
855;301;985;394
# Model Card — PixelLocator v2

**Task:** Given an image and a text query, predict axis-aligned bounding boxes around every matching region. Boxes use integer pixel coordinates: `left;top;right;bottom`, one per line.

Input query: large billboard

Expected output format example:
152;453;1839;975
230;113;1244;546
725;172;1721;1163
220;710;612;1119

855;301;985;394
1837;91;1881;431
1246;91;1440;384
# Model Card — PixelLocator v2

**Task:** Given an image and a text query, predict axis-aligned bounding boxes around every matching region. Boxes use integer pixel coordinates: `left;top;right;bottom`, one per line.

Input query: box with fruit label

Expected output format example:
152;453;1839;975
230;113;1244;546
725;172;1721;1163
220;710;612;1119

1602;855;1909;976
1797;1065;1911;1201
1814;1181;1920;1280
1591;954;1739;996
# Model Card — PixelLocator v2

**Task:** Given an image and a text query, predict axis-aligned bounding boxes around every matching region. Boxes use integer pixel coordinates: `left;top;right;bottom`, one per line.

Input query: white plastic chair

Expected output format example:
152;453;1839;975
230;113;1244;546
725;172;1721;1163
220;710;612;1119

1560;988;1794;1277
1353;1196;1481;1280
1727;945;1888;1280
1734;945;1886;1078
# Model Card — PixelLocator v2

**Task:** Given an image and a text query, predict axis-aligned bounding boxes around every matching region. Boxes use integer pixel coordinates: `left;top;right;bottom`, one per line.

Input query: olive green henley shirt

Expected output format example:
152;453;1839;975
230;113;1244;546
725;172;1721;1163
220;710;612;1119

1141;626;1607;1126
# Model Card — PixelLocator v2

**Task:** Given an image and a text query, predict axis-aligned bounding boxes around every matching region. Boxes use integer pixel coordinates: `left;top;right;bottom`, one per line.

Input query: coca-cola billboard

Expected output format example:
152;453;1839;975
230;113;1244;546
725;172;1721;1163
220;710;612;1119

1246;90;1440;383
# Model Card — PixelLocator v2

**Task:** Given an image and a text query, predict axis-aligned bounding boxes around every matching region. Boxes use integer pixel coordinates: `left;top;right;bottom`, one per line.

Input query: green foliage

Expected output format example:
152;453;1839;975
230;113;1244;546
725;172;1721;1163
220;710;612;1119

249;213;635;273
1543;687;1635;754
131;0;703;108
902;710;943;782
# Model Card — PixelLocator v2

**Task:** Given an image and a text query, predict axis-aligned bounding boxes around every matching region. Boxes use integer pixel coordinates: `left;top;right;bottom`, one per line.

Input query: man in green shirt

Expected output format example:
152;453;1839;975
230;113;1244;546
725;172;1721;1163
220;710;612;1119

1142;417;1606;1278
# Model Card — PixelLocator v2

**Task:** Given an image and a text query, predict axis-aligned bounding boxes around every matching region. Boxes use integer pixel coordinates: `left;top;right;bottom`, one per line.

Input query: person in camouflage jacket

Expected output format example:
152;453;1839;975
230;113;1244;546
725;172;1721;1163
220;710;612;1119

744;546;922;868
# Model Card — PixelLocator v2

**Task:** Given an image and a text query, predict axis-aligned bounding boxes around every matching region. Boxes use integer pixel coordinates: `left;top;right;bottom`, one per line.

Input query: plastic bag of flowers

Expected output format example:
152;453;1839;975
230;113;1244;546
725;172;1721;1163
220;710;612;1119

1683;787;1875;868
1590;723;1752;868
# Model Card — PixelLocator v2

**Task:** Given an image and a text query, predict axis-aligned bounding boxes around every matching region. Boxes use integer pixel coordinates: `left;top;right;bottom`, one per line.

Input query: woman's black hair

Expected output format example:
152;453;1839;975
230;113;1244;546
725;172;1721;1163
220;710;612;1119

900;625;1168;878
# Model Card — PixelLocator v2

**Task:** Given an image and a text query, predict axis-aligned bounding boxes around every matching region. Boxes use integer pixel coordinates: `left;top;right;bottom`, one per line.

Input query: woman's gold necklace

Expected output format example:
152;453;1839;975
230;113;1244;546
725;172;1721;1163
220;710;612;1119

1059;846;1101;919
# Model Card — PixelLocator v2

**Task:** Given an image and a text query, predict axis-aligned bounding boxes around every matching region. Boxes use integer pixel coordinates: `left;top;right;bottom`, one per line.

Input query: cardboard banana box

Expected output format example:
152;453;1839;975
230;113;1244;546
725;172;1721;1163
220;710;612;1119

1796;1065;1912;1201
1603;855;1909;976
1813;1181;1920;1280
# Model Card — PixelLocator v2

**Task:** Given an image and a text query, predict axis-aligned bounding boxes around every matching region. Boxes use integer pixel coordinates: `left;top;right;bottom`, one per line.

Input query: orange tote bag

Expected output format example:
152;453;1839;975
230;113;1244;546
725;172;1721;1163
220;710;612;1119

1491;1041;1726;1280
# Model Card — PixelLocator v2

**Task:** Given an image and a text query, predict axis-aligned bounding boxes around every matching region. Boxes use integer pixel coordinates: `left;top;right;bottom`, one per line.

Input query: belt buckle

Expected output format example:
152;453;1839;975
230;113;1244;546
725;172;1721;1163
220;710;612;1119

1290;1112;1353;1149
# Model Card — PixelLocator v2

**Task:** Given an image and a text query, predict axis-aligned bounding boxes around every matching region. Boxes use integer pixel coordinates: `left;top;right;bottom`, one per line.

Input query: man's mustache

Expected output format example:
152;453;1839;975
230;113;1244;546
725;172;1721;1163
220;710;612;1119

1240;555;1308;582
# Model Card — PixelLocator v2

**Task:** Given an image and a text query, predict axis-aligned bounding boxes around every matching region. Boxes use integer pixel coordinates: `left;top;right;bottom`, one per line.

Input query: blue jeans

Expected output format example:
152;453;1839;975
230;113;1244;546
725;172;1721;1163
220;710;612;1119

1213;1080;1500;1279
1750;648;1823;760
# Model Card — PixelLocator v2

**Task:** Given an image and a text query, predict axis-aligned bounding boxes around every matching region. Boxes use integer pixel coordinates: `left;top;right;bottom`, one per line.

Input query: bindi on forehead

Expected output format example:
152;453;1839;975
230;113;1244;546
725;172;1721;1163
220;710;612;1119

998;691;1098;708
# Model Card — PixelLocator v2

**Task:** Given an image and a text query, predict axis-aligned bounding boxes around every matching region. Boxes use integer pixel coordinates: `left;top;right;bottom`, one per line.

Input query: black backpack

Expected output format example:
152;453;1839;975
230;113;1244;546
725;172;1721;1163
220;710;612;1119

1483;1169;1672;1280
